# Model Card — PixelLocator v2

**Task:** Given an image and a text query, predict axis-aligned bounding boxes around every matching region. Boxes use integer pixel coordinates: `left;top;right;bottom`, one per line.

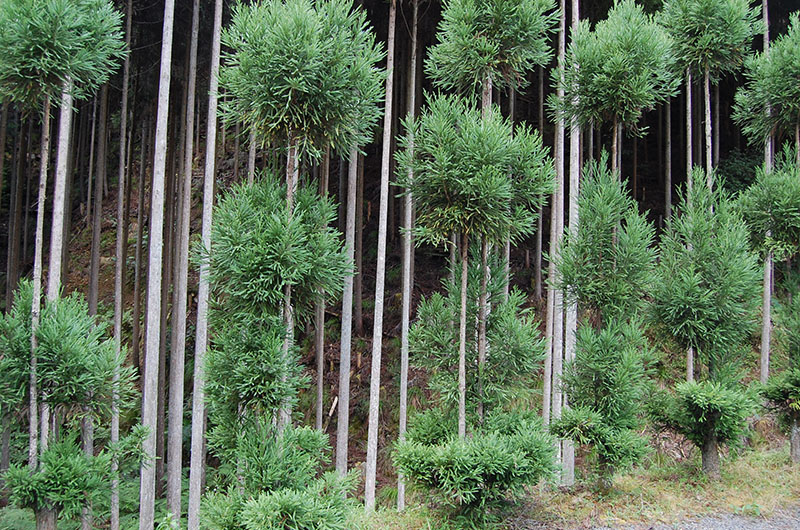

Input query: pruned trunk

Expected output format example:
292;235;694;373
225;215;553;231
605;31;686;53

398;2;417;511
687;345;694;382
131;118;149;373
458;234;469;439
701;432;720;479
140;0;176;524
354;154;364;336
335;148;358;476
89;85;109;316
665;100;672;220
85;98;97;225
611;117;619;176
48;79;74;300
790;418;800;464
187;1;222;527
686;69;693;191
248;127;256;185
713;84;719;167
30;97;52;471
315;146;330;431
704;66;712;189
7;118;28;312
760;252;772;384
477;239;489;422
364;0;396;510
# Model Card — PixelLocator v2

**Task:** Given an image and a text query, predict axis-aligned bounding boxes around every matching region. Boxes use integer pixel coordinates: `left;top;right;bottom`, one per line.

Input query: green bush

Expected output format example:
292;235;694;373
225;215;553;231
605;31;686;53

394;410;556;527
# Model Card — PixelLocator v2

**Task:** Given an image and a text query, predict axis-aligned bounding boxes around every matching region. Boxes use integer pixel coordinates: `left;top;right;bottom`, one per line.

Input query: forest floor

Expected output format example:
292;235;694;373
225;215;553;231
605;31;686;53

363;440;800;530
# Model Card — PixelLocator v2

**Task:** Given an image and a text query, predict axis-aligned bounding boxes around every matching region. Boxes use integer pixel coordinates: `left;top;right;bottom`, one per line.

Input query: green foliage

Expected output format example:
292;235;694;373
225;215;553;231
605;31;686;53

660;0;760;79
4;434;112;518
207;173;349;323
716;148;760;194
394;409;556;527
649;380;758;450
651;174;761;376
775;285;800;368
397;93;552;247
761;368;800;434
556;154;657;322
0;280;33;412
551;321;651;478
0;0;125;108
737;159;800;259
201;422;357;530
425;0;557;94
553;0;677;130
734;14;800;146
409;252;545;417
219;0;384;158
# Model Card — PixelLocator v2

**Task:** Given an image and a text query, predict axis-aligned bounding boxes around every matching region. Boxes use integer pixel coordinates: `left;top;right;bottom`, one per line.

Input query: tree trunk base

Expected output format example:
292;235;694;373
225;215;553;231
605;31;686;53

36;507;57;530
790;420;800;464
701;435;720;479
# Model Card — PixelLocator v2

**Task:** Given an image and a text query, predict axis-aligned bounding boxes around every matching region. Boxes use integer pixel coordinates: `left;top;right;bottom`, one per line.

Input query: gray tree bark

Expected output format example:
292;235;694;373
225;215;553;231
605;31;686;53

665;101;672;220
132;119;149;373
335;148;359;476
186;1;222;527
364;0;396;510
89;85;108;316
398;0;418;510
139;0;176;525
47;79;73;300
315;146;330;431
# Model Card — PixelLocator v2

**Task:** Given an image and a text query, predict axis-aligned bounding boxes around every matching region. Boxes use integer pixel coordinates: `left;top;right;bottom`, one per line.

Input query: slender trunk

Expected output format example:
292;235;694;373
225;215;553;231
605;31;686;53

86;98;96;225
687;346;694;382
335;148;359;476
713;84;719;167
247;127;256;185
534;66;544;302
132;119;149;373
0;102;7;215
234;122;240;182
364;1;396;510
701;431;720;479
790;418;800;464
187;1;222;527
7;119;28;312
111;6;132;528
279;136;299;429
611;117;619;176
89;85;109;316
398;1;417;510
140;0;176;525
686;70;693;191
665;100;672;220
354;155;364;336
167;0;199;518
477;239;489;422
80;402;94;530
29;98;52;471
704;66;712;189
763;0;771;168
760;252;772;384
503;88;514;301
47;80;73;299
315;146;330;431
458;234;469;439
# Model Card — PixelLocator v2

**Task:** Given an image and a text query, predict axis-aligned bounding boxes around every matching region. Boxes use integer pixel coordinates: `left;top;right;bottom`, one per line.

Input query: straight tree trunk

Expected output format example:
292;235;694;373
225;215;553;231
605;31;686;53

398;1;418;510
503;88;514;301
364;0;396;510
315;146;330;431
665;100;672;220
187;0;222;526
279;135;299;429
247;127;256;185
534;66;545;302
234;122;240;182
89;85;109;316
335;149;359;475
704;66;712;189
686;69;693;191
701;432;720;479
354;155;364;336
167;0;199;518
47;80;73;300
476;74;492;424
457;235;469;440
6;119;28;312
0;102;7;215
111;3;133;527
713;84;719;166
611;117;619;175
132;119;149;373
86;98;97;225
790;418;800;464
29;98;52;472
139;0;176;525
760;253;772;384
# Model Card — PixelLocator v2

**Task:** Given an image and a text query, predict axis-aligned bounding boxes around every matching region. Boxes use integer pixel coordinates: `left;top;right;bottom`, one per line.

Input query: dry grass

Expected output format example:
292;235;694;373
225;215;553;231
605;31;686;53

362;442;800;529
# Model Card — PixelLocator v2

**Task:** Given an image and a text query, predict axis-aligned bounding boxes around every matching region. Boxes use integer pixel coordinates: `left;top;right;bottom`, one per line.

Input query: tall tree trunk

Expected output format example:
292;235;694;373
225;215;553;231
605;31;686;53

140;0;176;525
30;98;52;472
279;135;299;429
247;127;256;185
89;85;109;316
111;4;132;528
354;155;364;336
335;148;359;476
562;0;580;486
398;0;417;510
234;122;240;182
6;119;28;312
686;69;693;191
503;88;514;302
704;66;712;189
611;117;619;176
85;98;96;225
760;253;772;384
132;119;149;373
315;146;330;431
476;74;492;424
458;235;469;439
0;102;7;218
713;84;719;167
167;0;199;518
364;0;396;510
665;100;672;220
187;0;222;527
701;431;720;479
534;65;544;301
47;79;73;300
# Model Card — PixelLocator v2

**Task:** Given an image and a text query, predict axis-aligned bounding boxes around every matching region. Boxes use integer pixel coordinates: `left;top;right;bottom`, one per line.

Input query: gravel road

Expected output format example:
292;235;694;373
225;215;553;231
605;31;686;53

512;505;800;530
